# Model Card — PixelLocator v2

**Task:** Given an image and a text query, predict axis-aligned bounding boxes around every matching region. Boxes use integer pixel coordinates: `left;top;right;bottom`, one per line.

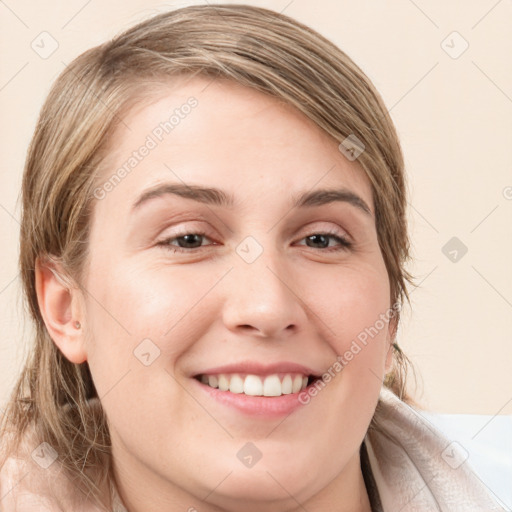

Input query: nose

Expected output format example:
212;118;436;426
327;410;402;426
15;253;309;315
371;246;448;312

221;251;307;339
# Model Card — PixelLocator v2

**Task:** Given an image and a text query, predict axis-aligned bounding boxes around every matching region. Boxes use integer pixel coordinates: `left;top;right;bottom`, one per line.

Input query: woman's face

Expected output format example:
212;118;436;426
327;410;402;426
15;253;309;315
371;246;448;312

82;75;395;510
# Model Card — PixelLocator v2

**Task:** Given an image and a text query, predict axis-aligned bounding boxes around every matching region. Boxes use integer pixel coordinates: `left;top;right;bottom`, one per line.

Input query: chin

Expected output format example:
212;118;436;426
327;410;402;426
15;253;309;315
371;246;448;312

206;454;321;505
210;470;303;506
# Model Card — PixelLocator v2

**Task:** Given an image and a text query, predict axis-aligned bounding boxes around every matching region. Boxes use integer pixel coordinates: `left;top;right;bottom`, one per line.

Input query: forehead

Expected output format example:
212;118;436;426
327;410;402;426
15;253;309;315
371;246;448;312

93;75;373;216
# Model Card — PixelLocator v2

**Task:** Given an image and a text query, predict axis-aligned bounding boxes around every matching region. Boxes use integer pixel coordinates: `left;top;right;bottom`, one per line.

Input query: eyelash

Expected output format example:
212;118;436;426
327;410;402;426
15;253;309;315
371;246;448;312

157;229;353;253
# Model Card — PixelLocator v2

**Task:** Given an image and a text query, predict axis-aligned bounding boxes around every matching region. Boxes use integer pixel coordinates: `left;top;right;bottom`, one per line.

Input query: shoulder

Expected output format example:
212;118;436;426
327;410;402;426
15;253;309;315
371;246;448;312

364;387;506;511
0;424;106;512
0;424;54;511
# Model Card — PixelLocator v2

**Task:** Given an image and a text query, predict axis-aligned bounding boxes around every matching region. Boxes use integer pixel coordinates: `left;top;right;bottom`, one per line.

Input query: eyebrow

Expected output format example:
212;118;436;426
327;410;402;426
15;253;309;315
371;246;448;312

131;183;372;216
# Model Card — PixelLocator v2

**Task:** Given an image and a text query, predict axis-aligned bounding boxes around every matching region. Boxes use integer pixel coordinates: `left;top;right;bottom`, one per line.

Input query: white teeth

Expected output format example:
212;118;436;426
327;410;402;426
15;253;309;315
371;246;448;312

244;375;263;396
281;374;293;394
218;375;229;391
229;374;244;394
292;375;303;393
263;375;282;397
200;373;311;397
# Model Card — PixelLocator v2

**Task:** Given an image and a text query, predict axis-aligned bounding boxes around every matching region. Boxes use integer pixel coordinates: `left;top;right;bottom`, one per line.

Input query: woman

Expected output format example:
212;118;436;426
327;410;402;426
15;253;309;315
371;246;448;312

0;4;504;511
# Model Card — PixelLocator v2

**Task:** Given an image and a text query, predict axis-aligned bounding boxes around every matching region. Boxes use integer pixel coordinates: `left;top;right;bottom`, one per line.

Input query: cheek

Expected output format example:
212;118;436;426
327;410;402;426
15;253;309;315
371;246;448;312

303;259;392;400
86;255;201;334
306;259;392;349
81;265;202;438
82;259;225;381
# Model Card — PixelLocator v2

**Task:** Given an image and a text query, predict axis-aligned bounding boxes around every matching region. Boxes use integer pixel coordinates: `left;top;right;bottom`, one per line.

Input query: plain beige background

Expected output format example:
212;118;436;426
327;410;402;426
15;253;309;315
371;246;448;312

0;0;511;416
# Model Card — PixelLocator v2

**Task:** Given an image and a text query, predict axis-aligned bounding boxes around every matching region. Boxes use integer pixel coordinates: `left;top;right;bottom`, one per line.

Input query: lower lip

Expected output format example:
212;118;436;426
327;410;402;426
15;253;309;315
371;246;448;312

192;378;312;418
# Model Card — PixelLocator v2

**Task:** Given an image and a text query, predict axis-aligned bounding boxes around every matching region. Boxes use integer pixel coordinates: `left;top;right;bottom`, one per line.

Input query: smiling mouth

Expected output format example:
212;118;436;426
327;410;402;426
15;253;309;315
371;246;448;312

194;373;319;397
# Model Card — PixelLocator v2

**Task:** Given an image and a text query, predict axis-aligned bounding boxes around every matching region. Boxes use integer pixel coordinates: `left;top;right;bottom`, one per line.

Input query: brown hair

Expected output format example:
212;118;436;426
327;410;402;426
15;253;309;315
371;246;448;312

0;4;416;507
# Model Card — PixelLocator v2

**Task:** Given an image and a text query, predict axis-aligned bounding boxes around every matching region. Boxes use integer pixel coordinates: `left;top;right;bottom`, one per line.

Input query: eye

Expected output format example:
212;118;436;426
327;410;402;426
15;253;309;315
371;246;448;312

157;229;353;253
157;231;215;252
296;231;353;252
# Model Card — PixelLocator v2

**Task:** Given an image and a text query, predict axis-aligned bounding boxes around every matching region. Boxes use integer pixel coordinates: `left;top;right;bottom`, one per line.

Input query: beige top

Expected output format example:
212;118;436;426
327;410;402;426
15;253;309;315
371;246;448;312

0;387;505;511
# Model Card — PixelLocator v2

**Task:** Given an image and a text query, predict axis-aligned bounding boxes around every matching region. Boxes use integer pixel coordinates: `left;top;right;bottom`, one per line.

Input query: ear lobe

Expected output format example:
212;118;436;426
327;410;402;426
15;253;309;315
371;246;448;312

35;257;87;364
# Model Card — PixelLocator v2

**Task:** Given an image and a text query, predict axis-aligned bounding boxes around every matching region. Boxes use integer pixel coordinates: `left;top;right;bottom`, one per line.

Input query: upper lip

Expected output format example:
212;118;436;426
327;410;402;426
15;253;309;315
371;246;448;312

193;361;323;378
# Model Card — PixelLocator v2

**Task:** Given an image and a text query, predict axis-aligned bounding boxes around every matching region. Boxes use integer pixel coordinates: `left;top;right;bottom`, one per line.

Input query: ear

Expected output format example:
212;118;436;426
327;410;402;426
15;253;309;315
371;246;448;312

35;256;87;364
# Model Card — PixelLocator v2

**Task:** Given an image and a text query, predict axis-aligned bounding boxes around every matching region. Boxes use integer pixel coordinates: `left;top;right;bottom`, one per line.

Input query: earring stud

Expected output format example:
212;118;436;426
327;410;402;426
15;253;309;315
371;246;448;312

74;321;81;329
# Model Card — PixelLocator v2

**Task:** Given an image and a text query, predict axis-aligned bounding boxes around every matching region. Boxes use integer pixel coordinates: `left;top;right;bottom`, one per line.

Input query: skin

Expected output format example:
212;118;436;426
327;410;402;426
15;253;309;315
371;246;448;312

37;75;395;511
